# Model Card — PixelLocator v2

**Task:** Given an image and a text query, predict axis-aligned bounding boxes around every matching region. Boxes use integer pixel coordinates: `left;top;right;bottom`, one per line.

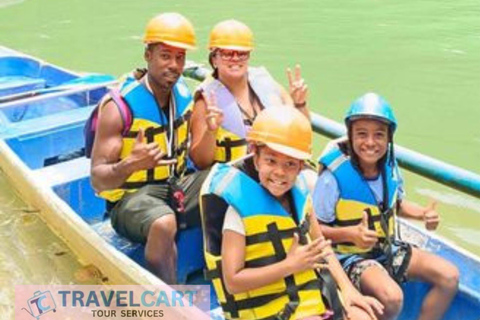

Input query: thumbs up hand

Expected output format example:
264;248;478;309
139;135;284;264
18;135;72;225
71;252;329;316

353;211;379;250
135;127;145;144
423;200;440;231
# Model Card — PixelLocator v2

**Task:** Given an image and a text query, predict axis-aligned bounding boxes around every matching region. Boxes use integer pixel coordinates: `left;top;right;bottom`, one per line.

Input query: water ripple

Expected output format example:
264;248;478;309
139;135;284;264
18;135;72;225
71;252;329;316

416;187;480;213
0;0;25;9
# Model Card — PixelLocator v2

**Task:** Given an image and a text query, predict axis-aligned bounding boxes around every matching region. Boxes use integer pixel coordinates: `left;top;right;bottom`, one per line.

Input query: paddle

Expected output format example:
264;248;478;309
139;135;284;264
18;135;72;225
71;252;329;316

0;74;116;103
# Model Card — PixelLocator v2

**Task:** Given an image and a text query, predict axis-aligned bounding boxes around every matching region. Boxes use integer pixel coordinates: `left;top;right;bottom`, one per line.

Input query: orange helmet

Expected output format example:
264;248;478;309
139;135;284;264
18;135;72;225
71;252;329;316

143;13;196;50
208;19;254;51
247;107;312;160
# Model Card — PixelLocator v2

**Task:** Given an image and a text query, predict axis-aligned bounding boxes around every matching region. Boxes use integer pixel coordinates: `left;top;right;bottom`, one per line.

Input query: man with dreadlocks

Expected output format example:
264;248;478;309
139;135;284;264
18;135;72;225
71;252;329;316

312;93;459;320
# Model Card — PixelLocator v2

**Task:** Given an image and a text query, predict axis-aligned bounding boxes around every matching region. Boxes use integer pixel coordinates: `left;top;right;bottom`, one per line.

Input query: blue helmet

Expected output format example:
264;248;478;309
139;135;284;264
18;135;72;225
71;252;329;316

345;92;397;132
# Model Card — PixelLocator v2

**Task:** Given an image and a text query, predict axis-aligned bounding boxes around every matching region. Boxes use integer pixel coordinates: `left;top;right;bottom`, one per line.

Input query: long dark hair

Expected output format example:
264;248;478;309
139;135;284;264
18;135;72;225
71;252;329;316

208;50;219;79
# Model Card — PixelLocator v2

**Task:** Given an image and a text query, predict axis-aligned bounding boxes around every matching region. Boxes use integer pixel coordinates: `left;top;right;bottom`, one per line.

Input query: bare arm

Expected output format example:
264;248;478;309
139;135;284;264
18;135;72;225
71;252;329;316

189;95;222;169
308;213;353;293
398;199;426;219
90;100;134;192
398;199;440;230
309;212;383;319
221;229;330;295
90;100;175;192
318;223;358;244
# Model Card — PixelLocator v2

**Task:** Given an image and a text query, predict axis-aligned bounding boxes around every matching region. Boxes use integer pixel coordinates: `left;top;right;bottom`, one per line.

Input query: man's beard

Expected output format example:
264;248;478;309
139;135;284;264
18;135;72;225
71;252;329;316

160;71;180;90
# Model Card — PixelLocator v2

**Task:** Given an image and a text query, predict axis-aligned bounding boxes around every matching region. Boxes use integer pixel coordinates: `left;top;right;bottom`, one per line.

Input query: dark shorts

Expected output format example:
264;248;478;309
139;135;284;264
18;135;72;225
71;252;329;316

110;169;209;244
338;241;413;290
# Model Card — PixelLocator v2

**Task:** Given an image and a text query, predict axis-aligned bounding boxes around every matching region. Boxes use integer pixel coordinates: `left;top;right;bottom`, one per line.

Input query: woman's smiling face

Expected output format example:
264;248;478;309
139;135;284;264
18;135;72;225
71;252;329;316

212;48;250;79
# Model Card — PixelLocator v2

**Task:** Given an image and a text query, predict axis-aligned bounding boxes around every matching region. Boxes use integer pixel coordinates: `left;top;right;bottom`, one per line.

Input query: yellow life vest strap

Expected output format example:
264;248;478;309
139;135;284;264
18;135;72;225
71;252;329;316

207;259;240;318
245;218;309;245
245;224;308;269
173;109;192;128
215;138;248;162
260;223;299;317
335;211;382;227
205;221;320;319
207;260;319;320
124;125;166;139
205;218;310;274
204;224;305;277
120;110;192;190
221;279;322;315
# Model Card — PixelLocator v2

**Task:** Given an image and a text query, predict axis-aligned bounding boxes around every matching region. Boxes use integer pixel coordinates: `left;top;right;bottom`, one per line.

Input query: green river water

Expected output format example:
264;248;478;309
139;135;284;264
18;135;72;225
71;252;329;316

0;0;479;317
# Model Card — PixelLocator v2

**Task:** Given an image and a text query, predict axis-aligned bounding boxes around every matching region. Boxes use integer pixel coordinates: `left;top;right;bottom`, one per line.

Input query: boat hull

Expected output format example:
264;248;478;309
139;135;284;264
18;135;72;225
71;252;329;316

1;47;479;320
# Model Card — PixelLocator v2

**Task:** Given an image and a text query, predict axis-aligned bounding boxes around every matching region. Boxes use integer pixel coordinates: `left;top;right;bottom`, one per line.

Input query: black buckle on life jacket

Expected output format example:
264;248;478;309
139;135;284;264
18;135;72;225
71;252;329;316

275;301;299;320
297;217;310;245
377;207;396;275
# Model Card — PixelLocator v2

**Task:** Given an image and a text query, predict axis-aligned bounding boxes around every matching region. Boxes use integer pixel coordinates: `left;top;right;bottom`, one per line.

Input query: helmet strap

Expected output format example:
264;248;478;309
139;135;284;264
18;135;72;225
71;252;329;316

388;129;395;168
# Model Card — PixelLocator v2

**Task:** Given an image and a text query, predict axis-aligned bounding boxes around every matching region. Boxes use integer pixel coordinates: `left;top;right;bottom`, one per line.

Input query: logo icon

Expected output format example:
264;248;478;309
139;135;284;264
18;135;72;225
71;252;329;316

22;290;57;319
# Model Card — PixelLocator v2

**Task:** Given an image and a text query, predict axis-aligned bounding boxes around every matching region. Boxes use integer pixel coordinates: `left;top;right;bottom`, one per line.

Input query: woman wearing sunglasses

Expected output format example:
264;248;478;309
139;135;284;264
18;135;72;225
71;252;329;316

190;19;309;169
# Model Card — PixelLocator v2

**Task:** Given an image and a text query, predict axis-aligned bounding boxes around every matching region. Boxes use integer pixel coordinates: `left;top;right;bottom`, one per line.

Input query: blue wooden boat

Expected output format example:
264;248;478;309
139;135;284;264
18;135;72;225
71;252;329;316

1;46;479;320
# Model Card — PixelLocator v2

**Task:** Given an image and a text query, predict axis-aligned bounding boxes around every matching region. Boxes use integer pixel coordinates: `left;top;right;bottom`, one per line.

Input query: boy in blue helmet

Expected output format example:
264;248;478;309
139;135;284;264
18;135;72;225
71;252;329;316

312;93;459;320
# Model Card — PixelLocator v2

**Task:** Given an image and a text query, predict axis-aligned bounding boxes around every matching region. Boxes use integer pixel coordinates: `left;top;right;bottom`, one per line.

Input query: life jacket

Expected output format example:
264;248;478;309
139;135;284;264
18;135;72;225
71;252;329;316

99;76;192;202
319;143;400;255
200;161;326;320
196;67;283;163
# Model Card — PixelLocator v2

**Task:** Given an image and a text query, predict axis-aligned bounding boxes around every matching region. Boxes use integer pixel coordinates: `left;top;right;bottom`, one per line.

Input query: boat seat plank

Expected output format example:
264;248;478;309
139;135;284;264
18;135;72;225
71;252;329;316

33;156;90;187
2;106;93;169
0;55;42;78
91;219;146;266
32;156;106;223
91;218;206;285
2;104;93;137
34;154;207;285
0;76;46;97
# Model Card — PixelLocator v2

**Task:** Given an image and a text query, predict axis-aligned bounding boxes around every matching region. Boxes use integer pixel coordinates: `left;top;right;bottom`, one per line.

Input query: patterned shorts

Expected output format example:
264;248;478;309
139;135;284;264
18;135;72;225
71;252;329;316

341;242;412;290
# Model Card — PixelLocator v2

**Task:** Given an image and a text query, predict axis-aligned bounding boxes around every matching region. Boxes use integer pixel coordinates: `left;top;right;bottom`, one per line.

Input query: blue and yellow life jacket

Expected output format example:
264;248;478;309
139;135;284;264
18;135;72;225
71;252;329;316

99;76;192;202
200;162;326;320
196;67;283;163
319;144;400;254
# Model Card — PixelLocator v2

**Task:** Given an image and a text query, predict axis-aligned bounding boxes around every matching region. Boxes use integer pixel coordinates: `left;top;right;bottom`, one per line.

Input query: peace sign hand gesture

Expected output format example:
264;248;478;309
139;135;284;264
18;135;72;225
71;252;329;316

287;64;308;108
203;92;224;132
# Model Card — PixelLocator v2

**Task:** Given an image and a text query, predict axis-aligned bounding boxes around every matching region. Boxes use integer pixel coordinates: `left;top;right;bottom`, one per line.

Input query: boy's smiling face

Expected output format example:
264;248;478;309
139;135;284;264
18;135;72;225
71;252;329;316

253;146;303;200
351;119;389;171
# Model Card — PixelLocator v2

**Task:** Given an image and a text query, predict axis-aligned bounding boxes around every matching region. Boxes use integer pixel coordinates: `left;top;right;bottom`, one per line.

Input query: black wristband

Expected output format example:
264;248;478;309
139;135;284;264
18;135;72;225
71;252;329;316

294;101;307;108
